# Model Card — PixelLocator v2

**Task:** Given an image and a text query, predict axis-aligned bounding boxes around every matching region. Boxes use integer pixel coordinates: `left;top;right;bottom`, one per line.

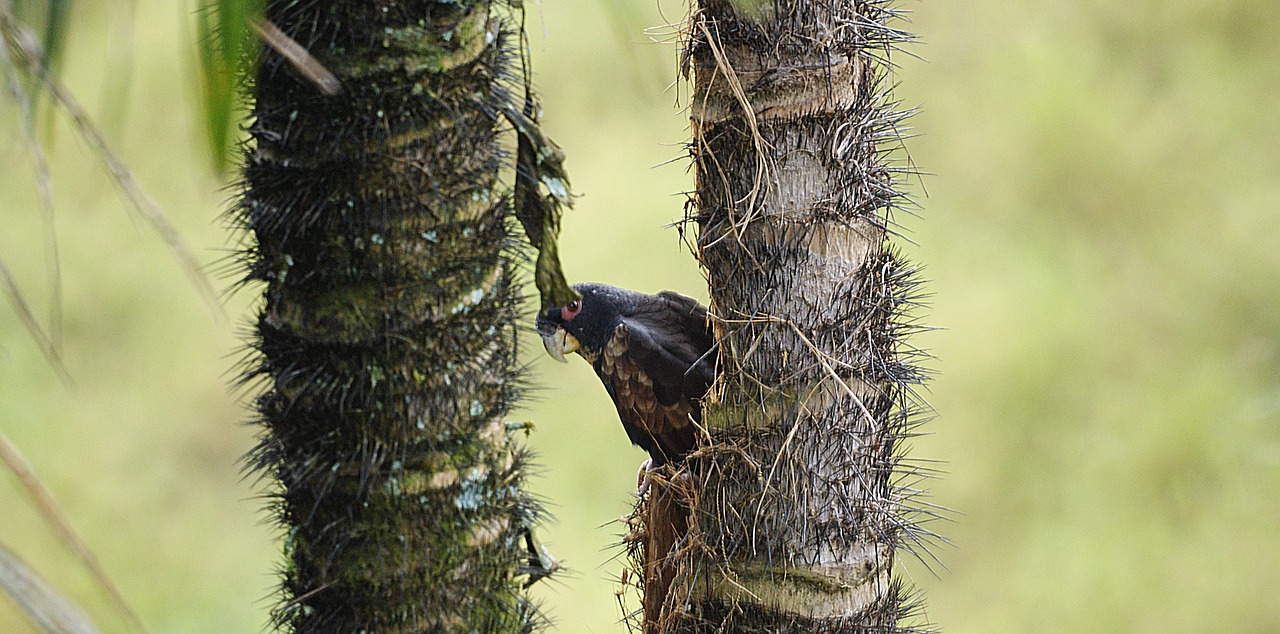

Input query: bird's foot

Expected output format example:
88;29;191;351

636;458;653;497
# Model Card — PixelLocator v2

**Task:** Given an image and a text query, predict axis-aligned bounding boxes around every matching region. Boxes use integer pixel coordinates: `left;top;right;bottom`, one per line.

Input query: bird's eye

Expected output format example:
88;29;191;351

561;300;581;321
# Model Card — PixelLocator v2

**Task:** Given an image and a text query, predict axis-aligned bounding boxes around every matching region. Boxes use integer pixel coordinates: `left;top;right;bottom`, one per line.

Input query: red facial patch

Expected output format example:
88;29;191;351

561;300;581;322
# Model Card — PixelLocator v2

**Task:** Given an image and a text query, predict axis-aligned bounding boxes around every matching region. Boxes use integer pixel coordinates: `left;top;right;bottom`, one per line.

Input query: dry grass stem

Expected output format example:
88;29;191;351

0;432;150;633
252;19;341;96
1;8;225;326
0;541;100;634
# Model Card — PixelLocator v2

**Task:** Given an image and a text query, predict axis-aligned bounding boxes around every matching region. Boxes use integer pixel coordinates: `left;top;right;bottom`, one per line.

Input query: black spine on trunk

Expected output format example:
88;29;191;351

234;1;550;630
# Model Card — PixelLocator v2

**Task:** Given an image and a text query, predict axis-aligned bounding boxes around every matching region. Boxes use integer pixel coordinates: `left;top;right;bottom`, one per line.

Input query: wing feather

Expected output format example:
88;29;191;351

593;291;716;466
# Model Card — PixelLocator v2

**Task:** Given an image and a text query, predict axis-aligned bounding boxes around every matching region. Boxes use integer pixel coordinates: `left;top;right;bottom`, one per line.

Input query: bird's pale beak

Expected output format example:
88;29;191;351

540;328;580;363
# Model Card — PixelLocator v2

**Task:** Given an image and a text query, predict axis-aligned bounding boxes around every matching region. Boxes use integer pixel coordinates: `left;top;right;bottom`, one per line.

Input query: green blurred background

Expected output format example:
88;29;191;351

2;0;1278;632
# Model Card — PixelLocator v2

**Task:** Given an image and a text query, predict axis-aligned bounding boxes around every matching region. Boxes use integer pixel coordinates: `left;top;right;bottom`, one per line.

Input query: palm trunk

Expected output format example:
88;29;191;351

639;0;931;630
237;1;549;630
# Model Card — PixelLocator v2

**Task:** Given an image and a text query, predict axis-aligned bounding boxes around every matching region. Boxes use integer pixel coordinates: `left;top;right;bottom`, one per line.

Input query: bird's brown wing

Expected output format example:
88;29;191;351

595;292;715;466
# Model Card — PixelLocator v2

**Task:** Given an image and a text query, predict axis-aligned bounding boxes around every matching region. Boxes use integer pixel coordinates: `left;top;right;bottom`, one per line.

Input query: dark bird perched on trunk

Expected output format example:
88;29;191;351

537;283;716;478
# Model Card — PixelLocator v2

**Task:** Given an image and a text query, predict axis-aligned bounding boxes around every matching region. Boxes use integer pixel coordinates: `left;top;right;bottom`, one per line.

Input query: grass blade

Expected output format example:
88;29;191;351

0;540;100;634
0;432;149;634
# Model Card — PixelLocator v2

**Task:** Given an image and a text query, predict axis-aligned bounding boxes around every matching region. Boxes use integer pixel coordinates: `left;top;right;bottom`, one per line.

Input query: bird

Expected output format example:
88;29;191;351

536;283;716;484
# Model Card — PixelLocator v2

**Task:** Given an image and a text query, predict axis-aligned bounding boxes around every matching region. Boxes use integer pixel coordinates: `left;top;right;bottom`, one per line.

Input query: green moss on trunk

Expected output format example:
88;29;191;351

237;1;548;631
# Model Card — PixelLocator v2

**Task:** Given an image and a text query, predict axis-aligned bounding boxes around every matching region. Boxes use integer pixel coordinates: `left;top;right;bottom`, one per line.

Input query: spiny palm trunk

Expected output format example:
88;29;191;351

639;0;931;631
237;1;549;630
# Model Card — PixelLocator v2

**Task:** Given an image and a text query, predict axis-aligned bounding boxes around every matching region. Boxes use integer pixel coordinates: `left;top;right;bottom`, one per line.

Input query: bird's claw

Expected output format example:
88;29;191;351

636;458;653;497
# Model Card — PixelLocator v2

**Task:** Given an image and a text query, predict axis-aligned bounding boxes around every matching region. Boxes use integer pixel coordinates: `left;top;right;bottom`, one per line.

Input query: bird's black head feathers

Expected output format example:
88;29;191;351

535;282;642;356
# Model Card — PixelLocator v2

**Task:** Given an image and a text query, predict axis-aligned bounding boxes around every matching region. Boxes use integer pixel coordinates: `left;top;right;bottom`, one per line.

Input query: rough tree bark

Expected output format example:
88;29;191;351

236;1;556;630
636;0;932;631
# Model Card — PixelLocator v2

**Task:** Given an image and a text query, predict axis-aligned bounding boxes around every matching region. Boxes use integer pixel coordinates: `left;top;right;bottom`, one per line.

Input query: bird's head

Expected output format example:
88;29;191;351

535;283;633;363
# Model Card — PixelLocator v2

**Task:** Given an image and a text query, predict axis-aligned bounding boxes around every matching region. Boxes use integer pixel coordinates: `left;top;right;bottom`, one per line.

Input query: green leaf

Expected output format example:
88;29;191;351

40;0;69;77
194;0;262;171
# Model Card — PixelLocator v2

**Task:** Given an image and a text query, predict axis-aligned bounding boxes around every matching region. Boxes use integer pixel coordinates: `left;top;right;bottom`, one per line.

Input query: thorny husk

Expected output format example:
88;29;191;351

234;1;564;630
624;1;938;632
